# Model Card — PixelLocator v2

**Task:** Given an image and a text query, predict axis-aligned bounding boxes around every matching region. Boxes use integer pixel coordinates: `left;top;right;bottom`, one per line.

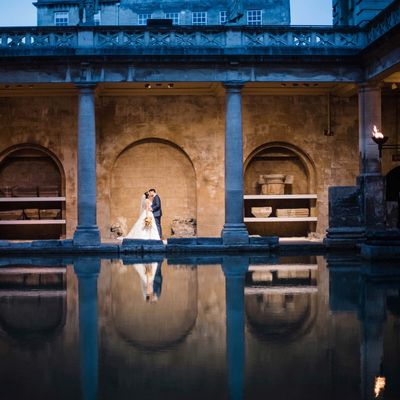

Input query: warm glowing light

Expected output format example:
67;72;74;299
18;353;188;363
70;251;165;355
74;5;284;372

372;125;384;139
374;376;386;398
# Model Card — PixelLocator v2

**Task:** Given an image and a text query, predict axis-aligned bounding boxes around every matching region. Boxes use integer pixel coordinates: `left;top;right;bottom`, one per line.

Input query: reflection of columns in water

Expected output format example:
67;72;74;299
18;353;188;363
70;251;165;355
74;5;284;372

359;282;386;400
74;258;101;400
222;256;249;400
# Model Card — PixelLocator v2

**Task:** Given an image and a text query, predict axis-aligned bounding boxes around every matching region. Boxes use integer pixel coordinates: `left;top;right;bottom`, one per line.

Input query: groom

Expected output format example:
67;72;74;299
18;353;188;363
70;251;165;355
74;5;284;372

149;188;162;238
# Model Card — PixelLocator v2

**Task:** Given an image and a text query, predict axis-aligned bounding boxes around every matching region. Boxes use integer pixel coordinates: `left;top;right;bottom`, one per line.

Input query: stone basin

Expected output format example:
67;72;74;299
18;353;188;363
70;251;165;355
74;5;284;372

251;207;272;218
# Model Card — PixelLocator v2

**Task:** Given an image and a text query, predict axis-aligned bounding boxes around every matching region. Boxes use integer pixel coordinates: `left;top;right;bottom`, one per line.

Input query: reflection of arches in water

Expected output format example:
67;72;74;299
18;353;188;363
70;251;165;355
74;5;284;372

0;267;67;346
111;138;197;238
245;293;317;342
111;261;198;351
0;297;66;345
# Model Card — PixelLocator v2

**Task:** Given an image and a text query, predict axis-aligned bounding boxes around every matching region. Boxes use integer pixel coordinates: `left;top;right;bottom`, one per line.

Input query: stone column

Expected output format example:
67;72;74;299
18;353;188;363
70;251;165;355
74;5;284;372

74;258;100;400
358;84;382;175
73;84;101;245
357;84;386;230
222;256;249;400
222;82;249;245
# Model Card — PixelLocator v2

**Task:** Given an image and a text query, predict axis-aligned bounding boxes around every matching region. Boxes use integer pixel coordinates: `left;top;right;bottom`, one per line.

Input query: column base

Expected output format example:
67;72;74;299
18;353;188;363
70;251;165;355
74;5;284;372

221;224;249;245
73;225;101;246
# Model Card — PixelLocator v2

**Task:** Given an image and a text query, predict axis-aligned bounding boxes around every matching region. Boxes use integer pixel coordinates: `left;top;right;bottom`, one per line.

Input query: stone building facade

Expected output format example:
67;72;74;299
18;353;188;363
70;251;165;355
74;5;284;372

0;0;399;244
34;0;291;26
333;0;395;25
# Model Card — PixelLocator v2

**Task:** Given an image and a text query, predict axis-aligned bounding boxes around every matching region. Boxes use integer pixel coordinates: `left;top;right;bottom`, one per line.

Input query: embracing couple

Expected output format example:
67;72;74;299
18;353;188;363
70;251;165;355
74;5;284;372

122;188;162;240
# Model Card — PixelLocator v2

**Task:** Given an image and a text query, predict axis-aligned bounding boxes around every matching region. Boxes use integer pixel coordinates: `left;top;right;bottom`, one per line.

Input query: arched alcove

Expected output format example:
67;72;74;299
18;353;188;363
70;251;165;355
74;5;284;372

386;166;400;228
244;143;317;237
0;145;66;240
245;292;317;343
386;166;400;202
110;139;197;238
110;261;198;350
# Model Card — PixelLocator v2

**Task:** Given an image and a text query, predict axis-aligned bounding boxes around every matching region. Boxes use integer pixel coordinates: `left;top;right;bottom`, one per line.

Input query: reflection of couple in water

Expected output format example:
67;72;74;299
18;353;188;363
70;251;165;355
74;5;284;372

134;262;162;303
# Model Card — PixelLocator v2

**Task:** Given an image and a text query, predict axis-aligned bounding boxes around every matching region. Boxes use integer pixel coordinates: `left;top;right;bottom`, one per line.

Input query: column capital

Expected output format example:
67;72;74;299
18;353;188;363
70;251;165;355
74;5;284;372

75;82;97;93
223;81;245;92
358;82;383;93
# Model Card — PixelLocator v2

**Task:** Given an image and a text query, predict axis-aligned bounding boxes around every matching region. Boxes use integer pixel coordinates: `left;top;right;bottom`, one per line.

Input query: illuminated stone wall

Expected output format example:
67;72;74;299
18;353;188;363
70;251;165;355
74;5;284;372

3;91;395;239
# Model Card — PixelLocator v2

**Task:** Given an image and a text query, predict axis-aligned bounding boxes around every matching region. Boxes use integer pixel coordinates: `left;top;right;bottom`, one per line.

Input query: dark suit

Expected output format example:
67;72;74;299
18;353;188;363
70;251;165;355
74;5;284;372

151;194;162;238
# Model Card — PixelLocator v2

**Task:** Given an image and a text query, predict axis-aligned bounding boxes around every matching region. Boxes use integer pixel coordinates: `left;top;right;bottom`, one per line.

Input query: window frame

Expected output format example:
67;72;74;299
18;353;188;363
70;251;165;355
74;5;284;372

192;11;207;25
246;10;262;25
165;12;180;25
54;11;69;26
138;13;152;25
219;11;227;25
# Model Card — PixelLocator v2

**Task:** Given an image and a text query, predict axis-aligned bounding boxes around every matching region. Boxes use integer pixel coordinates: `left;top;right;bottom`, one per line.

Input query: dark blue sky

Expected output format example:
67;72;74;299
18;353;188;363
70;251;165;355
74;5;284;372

0;0;332;26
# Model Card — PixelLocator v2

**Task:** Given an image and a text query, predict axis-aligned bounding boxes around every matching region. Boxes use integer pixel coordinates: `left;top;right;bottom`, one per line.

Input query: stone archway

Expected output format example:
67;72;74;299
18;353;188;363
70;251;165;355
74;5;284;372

0;144;66;240
110;139;197;238
244;142;317;237
386;166;400;228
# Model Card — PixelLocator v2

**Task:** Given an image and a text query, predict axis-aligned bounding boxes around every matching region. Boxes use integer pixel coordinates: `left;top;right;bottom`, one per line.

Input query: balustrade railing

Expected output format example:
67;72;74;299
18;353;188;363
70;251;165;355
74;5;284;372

0;0;398;53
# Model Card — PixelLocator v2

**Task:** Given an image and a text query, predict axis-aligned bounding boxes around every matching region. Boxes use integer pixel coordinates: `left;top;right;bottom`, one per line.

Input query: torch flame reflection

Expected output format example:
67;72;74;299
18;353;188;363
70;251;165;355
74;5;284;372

374;376;386;398
372;125;384;139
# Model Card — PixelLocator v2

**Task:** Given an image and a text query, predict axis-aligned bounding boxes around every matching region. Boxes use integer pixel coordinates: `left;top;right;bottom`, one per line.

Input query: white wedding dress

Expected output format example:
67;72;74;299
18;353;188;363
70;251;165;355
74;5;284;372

122;197;161;240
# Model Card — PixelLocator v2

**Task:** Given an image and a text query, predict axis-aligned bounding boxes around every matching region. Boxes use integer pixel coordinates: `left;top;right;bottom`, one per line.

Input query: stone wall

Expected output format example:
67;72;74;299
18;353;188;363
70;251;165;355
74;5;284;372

0;96;78;238
243;95;359;236
97;95;225;238
0;92;362;239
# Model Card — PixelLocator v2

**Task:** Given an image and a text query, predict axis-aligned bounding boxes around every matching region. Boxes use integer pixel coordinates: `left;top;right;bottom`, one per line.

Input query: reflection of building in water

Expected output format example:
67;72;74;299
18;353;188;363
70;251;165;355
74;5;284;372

328;256;400;400
109;260;198;350
245;257;318;341
0;264;67;345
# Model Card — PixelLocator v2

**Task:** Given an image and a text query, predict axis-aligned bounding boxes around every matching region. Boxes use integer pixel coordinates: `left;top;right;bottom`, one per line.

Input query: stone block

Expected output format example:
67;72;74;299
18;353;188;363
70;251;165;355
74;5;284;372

31;240;62;248
328;185;363;228
386;201;398;229
196;237;222;245
167;237;197;245
122;239;163;246
171;218;196;237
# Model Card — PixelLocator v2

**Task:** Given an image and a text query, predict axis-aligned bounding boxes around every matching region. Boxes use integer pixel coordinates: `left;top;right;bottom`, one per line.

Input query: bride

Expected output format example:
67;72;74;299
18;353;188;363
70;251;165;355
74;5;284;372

122;191;161;240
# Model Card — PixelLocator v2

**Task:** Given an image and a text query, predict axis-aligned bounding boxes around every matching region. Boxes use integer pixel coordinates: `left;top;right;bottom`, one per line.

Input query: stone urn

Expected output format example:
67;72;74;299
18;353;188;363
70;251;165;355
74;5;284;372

258;174;286;195
251;207;272;218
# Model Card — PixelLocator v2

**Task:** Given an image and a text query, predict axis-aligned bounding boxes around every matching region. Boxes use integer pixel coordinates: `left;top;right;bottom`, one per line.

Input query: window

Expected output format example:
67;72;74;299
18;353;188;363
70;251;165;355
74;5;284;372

192;12;207;25
54;11;69;26
247;10;262;25
138;14;152;25
219;11;227;24
94;11;101;25
165;12;180;25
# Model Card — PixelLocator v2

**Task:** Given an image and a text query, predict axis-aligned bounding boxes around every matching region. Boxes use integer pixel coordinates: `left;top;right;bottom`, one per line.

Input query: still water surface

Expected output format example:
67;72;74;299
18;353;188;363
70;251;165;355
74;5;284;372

0;253;399;400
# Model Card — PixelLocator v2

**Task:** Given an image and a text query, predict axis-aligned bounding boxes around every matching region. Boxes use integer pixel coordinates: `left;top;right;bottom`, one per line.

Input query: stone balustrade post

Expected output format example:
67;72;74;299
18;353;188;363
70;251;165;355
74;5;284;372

222;82;249;245
74;258;100;400
73;84;101;245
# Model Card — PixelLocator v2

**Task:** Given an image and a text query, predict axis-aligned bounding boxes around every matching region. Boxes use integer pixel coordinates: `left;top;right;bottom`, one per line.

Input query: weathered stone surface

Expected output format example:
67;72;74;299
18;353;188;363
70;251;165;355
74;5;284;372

386;201;399;228
171;218;197;237
328;186;363;229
